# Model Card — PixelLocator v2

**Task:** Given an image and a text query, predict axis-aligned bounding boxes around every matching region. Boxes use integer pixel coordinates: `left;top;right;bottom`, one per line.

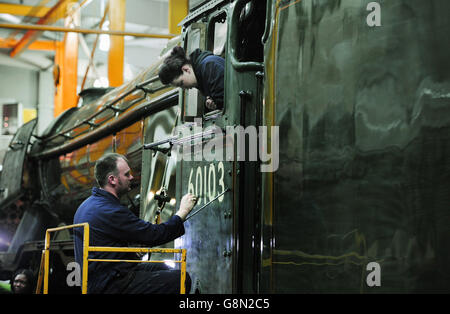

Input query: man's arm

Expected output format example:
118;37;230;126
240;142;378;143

98;194;196;247
203;59;224;108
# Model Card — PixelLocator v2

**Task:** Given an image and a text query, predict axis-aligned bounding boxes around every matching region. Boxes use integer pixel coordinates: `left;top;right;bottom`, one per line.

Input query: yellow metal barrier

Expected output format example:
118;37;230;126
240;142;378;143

35;223;187;294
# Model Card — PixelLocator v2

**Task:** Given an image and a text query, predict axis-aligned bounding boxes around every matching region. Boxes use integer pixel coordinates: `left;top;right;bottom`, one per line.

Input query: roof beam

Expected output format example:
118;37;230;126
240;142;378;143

169;0;188;34
0;23;176;39
108;0;125;87
0;3;51;18
54;3;79;118
0;37;59;51
9;0;76;58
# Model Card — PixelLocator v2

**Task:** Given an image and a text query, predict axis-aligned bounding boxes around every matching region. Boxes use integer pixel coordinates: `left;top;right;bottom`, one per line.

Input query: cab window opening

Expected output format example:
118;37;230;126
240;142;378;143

181;11;228;122
236;0;266;63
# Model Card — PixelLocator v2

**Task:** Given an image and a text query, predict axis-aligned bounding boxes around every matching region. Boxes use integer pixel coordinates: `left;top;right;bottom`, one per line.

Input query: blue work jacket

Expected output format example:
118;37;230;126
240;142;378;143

73;187;184;293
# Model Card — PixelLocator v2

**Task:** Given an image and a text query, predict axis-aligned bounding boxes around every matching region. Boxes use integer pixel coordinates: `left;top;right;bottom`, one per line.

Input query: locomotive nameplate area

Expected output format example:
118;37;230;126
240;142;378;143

176;132;234;294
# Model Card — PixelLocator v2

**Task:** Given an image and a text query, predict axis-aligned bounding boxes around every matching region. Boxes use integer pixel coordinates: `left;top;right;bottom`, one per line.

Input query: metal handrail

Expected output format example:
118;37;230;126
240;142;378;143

35;223;187;294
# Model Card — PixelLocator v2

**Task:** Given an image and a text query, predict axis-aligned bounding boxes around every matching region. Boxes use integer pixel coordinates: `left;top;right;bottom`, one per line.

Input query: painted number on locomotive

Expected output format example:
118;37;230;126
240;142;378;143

188;161;225;204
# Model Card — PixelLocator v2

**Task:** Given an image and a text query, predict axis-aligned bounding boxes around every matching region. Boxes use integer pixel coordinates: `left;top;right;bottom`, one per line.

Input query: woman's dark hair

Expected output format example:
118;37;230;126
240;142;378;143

94;153;128;188
10;269;35;294
158;46;191;85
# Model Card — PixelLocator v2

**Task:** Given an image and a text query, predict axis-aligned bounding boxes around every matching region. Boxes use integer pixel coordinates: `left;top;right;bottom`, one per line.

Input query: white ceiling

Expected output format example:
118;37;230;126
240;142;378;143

0;0;173;88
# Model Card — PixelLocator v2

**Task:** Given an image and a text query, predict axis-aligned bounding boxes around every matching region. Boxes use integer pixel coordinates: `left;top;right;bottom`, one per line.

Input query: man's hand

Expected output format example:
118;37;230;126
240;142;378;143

175;193;197;221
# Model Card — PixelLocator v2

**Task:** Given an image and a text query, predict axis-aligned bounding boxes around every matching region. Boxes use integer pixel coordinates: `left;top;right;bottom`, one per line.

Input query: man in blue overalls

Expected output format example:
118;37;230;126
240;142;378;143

74;153;196;294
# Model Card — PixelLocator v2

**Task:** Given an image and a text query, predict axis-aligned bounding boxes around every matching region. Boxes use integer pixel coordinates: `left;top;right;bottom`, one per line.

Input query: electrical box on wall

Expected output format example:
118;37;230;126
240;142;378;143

1;103;22;136
0;103;35;136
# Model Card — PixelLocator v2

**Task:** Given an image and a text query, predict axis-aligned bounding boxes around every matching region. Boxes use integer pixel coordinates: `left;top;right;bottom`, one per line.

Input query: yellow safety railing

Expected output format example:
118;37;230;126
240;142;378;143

35;223;187;294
